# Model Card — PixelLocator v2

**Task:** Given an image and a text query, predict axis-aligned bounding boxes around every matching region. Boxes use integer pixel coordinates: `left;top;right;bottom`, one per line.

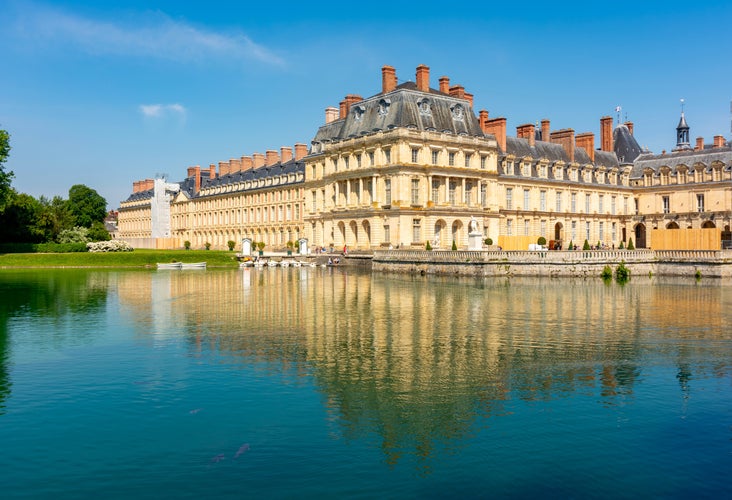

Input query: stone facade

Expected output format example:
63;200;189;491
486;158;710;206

117;64;731;252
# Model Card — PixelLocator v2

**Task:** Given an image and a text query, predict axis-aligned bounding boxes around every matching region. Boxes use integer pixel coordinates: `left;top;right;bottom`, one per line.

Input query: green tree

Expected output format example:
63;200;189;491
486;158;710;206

0;129;14;212
0;192;45;243
35;195;73;242
87;221;111;242
67;184;107;228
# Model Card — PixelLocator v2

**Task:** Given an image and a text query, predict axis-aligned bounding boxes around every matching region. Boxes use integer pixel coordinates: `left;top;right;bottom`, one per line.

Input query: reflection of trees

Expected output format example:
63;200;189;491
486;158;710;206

116;270;732;469
0;270;109;414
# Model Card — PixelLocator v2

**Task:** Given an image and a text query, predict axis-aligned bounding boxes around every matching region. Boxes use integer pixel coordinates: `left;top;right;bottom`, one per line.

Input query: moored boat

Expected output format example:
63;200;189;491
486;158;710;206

181;262;207;269
157;262;182;270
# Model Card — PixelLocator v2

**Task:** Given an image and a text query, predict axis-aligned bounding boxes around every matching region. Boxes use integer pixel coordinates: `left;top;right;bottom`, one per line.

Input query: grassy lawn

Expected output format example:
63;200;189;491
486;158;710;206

0;249;241;268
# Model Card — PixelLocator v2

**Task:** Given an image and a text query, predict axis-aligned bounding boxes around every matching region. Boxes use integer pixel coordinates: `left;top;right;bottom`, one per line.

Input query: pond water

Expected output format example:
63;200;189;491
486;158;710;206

1;268;731;498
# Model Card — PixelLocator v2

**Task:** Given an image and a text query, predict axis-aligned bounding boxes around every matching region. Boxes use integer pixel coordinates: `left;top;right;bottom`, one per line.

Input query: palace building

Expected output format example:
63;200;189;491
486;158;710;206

117;65;732;251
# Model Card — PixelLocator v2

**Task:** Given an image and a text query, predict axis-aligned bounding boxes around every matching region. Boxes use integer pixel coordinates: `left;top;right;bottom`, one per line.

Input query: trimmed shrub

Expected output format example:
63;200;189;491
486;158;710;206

619;241;625;249
627;238;635;250
426;241;432;251
484;237;493;246
227;240;236;251
184;240;191;250
87;240;133;252
537;236;547;246
583;239;591;250
204;242;211;250
451;240;458;251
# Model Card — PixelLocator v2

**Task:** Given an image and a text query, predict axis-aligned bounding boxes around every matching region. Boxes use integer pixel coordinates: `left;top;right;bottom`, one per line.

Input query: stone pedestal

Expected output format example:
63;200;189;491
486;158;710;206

468;232;483;251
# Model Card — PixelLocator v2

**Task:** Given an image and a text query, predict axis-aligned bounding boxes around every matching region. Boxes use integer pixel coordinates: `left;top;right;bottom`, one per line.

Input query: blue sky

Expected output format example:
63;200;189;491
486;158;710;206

2;0;731;209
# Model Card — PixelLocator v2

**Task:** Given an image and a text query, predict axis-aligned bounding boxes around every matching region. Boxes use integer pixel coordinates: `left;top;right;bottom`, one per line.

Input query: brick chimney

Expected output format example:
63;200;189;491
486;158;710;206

484;117;507;151
241;156;253;170
132;181;139;193
339;99;347;120
624;121;634;135
465;92;474;107
478;110;489;132
265;150;280;166
294;143;308;160
713;135;725;148
143;179;154;191
551;129;576;163
541;119;551;142
600;116;613;152
281;146;293;163
695;137;704;151
325;106;339;123
253;153;265;168
230;158;241;173
516;123;536;147
416;64;430;92
192;166;201;193
219;161;230;176
187;167;196;178
575;132;595;162
449;85;465;100
208;164;216;180
382;65;397;94
439;76;450;94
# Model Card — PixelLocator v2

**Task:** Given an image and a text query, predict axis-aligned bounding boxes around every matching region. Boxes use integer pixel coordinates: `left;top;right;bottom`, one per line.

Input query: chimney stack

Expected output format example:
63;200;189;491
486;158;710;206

550;129;576;163
208;164;216;180
541;119;551;142
325;106;339;123
132;181;139;193
230;158;241;173
516;123;536;147
252;153;265;168
465;92;474;107
484;117;507;151
479;110;489;132
241;156;253;170
382;65;397;94
294;143;308;160
339;99;347;120
416;64;430;92
192;166;201;193
219;160;230;177
143;179;154;191
449;85;465;100
439;76;450;94
187;166;196;178
695;137;704;151
714;135;725;148
600;116;613;152
265;150;280;166
280;146;293;163
575;132;595;162
624;121;634;135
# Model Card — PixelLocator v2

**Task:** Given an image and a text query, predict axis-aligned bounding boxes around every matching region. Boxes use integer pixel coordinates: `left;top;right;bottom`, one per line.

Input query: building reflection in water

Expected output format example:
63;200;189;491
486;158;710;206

116;269;732;466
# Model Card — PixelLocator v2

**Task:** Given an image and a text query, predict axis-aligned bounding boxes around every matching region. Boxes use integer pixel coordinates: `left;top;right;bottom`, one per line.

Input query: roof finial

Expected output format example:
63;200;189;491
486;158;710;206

680;98;685;115
615;105;621;125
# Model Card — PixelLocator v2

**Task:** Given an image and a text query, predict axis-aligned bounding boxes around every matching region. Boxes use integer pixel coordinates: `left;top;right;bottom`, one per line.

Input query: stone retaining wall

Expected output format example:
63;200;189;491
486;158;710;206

372;250;732;278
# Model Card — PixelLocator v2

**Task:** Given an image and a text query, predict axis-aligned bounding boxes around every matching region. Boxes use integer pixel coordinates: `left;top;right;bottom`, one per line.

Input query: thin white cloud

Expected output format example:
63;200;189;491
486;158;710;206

139;103;187;119
13;3;285;66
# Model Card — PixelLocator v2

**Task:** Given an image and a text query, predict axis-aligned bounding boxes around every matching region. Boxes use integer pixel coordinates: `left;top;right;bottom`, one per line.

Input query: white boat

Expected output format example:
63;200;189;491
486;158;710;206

239;261;254;268
181;262;206;269
157;262;182;270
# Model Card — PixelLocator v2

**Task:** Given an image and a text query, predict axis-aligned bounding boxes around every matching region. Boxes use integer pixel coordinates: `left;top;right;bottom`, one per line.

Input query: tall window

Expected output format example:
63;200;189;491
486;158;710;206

385;179;391;205
412;219;421;243
411;179;420;205
411;148;419;163
506;188;513;210
464;154;471;167
571;221;577;240
344;156;350;169
586;221;591;241
697;194;705;212
449;181;456;205
384;148;391;163
523;189;530;210
585;193;591;213
369;152;375;166
571;192;577;212
356;154;362;167
612;222;616;241
465;181;472;205
540;190;546;211
540;220;546;237
662;196;670;214
480;156;487;169
432;150;439;164
507;219;513;236
432;180;439;203
556;191;562;212
598;195;604;214
448;152;455;166
624;196;628;214
611;196;616;215
524;219;530;236
599;221;604;241
383;224;390;243
311;190;317;212
480;184;487;207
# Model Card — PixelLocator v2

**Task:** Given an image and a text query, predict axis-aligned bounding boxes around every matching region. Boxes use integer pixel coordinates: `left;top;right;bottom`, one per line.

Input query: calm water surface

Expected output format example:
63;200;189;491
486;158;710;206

0;268;731;498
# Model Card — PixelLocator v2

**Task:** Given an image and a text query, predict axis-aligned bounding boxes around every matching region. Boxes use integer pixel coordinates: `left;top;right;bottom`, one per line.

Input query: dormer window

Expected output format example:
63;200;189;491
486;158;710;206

378;99;391;116
418;99;432;116
451;104;465;121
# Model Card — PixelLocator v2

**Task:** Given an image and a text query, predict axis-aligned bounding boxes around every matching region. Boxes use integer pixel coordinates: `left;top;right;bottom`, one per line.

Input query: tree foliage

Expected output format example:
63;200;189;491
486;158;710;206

0;192;44;243
67;184;107;228
0;129;14;212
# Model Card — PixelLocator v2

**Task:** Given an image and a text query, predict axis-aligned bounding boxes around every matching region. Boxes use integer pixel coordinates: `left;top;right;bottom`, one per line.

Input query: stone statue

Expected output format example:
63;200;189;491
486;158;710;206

468;217;479;234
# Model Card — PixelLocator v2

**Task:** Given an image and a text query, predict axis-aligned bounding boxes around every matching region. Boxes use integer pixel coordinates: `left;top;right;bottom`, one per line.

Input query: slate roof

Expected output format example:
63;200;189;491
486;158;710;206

312;82;485;145
502;137;619;169
123;189;153;203
631;145;732;179
613;124;644;164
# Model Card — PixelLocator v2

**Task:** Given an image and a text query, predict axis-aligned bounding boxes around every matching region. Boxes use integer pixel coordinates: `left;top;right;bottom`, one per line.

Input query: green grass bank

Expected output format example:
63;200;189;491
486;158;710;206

0;250;241;268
